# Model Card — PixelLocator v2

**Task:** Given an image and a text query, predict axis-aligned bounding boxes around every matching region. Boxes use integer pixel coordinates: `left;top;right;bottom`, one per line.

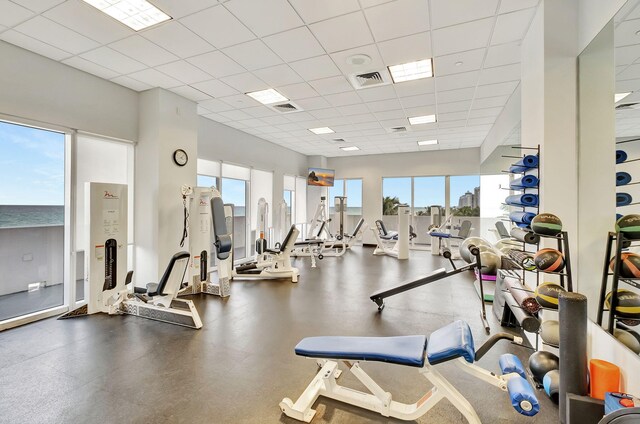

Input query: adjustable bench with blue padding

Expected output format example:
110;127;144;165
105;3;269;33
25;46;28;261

281;320;539;423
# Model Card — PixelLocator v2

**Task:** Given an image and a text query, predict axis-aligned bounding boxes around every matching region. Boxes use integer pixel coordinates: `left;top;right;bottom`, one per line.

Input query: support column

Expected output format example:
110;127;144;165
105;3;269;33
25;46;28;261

135;88;197;286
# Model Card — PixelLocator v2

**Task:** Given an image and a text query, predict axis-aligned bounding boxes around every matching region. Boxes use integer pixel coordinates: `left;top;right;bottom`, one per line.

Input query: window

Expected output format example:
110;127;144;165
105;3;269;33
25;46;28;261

450;176;480;217
221;163;251;261
0;120;66;323
283;190;293;231
197;174;218;188
250;169;273;253
328;179;344;215
382;177;411;215
480;174;510;240
413;177;445;217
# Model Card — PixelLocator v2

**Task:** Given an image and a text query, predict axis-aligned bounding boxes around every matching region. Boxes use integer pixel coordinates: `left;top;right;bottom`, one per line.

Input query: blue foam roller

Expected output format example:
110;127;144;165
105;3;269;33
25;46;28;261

507;376;540;417
510;175;539;189
505;194;539;207
617;172;632;186
617;150;628;164
499;353;526;379
510;155;539;173
617;193;633;207
617;213;624;220
509;212;536;225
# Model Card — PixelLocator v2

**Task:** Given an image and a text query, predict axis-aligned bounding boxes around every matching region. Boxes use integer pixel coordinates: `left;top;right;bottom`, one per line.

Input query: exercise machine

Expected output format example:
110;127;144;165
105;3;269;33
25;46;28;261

291;218;367;262
280;320;539;423
429;218;472;257
255;197;269;254
370;244;491;332
371;204;411;259
306;196;330;240
60;182;202;328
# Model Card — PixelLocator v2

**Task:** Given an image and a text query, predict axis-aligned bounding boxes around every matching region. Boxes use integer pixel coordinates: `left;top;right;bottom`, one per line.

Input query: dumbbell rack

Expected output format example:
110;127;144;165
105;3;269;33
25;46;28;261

597;231;640;333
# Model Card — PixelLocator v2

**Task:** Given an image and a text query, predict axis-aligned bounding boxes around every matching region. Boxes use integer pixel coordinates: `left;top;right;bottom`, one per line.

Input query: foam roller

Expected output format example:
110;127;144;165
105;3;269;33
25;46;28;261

507;250;536;271
507;280;541;313
509;211;536;226
617;172;632;186
509;155;539;173
499;353;526;379
510;175;539;189
504;292;541;333
507;376;540;416
510;227;540;244
617;193;633;207
505;194;539;207
617;150;628;164
559;292;589;423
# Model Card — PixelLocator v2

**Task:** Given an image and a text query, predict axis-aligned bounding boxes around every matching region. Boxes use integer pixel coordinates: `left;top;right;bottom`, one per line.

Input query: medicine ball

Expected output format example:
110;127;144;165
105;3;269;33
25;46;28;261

609;252;640;279
531;213;562;236
528;350;559;384
543;370;560;403
534;248;565;273
479;251;500;275
614;329;640;354
616;214;640;240
534;282;566;309
460;237;490;263
605;289;640;321
540;320;560;346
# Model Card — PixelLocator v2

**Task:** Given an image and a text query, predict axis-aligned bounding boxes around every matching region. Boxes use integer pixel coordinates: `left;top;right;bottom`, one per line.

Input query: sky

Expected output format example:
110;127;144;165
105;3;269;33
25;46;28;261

0;121;65;205
382;175;480;208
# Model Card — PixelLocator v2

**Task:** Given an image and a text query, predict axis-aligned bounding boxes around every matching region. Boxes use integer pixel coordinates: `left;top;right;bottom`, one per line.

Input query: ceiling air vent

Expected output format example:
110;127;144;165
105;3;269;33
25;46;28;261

332;138;346;143
385;126;410;134
348;69;392;90
616;103;640;110
268;101;303;114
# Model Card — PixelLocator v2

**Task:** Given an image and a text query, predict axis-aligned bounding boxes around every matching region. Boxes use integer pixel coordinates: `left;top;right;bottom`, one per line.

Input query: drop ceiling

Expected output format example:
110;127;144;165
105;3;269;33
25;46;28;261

0;0;539;156
615;0;640;138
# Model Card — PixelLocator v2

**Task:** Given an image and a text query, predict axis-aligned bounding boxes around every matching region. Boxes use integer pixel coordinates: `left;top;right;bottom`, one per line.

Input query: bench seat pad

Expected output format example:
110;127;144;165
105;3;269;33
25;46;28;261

426;320;475;365
295;335;427;367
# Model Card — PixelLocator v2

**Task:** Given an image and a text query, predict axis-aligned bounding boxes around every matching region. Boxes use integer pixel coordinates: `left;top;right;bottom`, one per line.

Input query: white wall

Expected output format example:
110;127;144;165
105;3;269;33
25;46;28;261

198;117;308;240
578;0;627;53
0;41;137;141
328;148;481;243
480;86;521;163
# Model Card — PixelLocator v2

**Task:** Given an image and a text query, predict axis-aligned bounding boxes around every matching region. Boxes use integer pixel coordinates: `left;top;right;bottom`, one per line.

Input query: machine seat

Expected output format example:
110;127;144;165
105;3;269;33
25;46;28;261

426;320;475;365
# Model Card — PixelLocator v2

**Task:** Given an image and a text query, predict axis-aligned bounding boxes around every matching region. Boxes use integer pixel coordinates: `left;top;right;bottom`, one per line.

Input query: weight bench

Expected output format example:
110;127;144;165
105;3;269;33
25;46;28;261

280;320;539;423
430;219;472;256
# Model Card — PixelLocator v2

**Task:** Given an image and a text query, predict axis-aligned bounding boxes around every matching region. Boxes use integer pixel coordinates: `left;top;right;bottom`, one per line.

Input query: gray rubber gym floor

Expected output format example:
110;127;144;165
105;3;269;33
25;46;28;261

0;246;558;423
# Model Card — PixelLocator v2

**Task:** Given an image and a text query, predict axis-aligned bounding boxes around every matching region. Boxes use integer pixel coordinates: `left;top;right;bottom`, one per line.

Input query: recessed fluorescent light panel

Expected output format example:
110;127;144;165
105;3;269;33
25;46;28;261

408;114;436;125
388;59;433;83
309;127;334;135
81;0;171;31
417;139;438;146
340;146;360;151
615;92;631;102
246;88;288;105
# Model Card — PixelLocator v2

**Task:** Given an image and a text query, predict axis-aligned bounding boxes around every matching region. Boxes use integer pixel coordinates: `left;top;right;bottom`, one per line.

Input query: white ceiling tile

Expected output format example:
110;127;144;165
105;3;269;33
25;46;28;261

142;21;214;59
43;0;132;44
218;93;262;108
222;39;282;71
471;95;509;109
377;32;431;66
484;42;521;67
366;98;402;112
357;85;397;102
615;64;640;81
436;70;479;91
393;78;435;97
254;64;303;87
169;85;212;102
434;48;485;76
180;5;254;49
365;0;430;41
380;118;410;128
337;103;370;116
110;75;153;91
151;0;220;19
437;100;472;113
156;60;212;84
614;19;640;48
277;82;318;100
285;112;316;122
309;12;373;53
295;96;332;110
226;0;303;37
191;79;239;97
499;0;539;14
218;109;253;121
274;122;302;131
491;8;536;45
309;108;342;119
10;0;65;13
109;35;178;67
289;0;360;24
475;81;518;98
289;55;341;80
349;114;378;124
374;109;405;120
62;56;119;80
187;51;245;78
330;44;387;76
322;116;353;126
243;106;278;118
438;111;468;122
405;104;436;117
432;18;493;56
0;29;71;61
437;119;467;129
80;46;146;74
324;91;362;107
0;1;35;27
14;16;99;55
127;68;182;89
220;72;268;92
477;63;520;85
430;0;499;29
399;93;436;108
308;76;353;95
468;107;503;118
206;112;232;123
467;116;498;125
199;98;235;113
263;26;324;63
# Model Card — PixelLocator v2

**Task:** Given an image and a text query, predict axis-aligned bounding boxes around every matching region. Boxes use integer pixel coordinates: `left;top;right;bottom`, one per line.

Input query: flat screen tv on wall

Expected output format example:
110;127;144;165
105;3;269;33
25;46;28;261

307;168;335;187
